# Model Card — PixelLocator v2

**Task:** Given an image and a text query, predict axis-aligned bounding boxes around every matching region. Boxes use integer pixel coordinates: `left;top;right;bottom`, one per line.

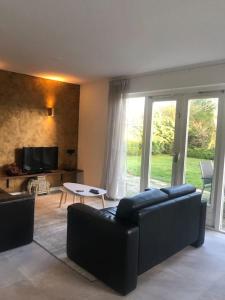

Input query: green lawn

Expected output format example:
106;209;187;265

127;154;203;189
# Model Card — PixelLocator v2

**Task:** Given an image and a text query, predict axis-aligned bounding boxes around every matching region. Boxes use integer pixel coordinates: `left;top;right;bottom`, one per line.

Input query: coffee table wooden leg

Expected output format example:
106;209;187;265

59;191;64;208
101;194;105;208
64;192;68;204
73;194;75;203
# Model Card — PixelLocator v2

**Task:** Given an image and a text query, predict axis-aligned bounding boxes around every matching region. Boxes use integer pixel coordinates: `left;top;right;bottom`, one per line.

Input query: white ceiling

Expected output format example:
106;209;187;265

0;0;225;84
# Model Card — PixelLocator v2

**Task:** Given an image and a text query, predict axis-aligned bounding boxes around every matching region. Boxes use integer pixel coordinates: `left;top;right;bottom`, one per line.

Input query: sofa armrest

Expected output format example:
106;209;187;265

191;201;207;248
67;203;139;295
0;195;35;252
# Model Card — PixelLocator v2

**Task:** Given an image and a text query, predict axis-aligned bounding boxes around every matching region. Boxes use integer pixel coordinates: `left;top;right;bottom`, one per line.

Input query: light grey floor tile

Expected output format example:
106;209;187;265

1;193;225;299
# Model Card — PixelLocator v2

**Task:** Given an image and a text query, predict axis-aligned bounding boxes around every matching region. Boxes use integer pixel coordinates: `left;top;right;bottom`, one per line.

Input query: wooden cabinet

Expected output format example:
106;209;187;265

0;169;84;193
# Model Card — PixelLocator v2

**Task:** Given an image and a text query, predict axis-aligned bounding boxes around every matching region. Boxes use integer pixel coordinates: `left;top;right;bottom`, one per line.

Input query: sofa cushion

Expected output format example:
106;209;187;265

116;189;168;220
101;206;117;216
161;184;196;199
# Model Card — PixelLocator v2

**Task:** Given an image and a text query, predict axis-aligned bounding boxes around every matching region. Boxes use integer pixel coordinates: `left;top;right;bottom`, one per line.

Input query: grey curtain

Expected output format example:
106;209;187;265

103;79;129;200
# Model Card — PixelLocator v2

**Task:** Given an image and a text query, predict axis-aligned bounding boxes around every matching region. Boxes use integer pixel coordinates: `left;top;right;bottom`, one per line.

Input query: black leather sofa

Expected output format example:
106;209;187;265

67;184;206;295
0;188;35;252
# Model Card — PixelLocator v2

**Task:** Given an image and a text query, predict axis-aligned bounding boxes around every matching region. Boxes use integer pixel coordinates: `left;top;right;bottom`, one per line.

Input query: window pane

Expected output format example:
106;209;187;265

125;98;145;196
185;98;218;204
149;100;176;188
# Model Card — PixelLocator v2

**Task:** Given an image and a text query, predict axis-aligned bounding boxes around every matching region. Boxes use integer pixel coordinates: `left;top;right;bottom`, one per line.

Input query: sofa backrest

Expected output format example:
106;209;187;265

161;184;196;199
116;189;168;220
116;184;196;221
136;191;201;275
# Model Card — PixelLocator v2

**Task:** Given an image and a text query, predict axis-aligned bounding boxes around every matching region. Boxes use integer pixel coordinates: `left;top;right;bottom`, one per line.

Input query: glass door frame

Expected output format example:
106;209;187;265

136;91;225;231
211;93;225;230
173;92;225;231
140;96;180;191
174;91;225;229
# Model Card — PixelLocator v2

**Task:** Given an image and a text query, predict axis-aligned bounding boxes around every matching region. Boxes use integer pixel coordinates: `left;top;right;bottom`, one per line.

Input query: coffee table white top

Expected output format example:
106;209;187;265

63;182;107;197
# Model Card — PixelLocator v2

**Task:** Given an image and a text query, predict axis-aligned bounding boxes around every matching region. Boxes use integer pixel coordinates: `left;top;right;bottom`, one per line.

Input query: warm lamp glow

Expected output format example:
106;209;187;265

41;75;66;82
46;95;56;108
36;72;82;84
44;113;56;134
0;60;8;69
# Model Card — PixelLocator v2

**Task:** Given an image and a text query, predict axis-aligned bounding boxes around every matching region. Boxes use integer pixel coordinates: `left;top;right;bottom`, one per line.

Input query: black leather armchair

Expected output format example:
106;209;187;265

67;204;139;294
67;184;206;295
0;189;35;252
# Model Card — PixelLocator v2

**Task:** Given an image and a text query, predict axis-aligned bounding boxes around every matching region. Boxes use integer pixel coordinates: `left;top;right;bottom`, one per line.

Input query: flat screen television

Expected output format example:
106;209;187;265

22;147;58;173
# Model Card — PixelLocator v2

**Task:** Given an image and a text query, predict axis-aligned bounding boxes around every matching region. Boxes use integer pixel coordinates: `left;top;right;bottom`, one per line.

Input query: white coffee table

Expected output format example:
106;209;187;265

61;183;107;208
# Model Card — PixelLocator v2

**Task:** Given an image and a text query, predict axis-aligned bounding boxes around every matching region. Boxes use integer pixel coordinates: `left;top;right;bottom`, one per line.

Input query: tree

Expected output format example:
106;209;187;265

127;99;217;158
188;99;217;149
152;103;175;154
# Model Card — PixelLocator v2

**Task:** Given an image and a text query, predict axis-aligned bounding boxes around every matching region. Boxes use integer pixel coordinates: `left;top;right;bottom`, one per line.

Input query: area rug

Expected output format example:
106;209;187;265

34;191;110;282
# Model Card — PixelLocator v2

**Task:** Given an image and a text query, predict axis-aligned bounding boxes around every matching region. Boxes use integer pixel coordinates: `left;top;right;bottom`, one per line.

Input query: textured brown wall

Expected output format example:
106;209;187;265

0;69;80;190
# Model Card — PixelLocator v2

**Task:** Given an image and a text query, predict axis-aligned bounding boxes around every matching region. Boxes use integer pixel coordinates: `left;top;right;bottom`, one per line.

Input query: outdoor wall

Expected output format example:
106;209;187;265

0;69;80;190
78;79;109;187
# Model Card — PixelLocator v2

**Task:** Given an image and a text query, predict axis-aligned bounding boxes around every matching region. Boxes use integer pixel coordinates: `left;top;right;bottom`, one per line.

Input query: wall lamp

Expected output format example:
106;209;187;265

47;107;55;117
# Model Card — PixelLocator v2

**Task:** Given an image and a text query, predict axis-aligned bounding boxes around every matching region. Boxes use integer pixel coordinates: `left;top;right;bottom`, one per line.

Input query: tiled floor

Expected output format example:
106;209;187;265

1;231;225;300
1;195;225;299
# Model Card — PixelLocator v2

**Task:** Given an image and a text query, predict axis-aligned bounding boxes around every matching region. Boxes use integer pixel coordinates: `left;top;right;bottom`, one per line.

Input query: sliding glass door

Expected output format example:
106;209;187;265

125;92;225;231
125;97;179;194
125;97;145;196
184;97;219;226
185;98;218;195
148;100;177;188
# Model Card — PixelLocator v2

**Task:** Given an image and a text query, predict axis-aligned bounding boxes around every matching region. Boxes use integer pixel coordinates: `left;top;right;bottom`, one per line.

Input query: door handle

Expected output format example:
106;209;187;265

173;153;180;163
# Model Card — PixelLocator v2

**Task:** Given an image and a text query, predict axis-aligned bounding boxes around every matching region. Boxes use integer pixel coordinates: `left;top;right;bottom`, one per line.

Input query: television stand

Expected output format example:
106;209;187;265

0;169;83;189
25;171;45;175
25;170;53;175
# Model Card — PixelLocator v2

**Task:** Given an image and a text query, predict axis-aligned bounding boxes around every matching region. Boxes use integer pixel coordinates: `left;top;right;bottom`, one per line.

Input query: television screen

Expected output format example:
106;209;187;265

43;147;58;170
22;147;58;172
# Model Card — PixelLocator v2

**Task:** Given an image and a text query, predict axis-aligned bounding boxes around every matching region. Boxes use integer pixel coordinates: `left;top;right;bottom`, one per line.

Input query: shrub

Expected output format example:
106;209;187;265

127;141;214;160
152;140;173;155
127;141;142;156
152;141;162;155
187;147;214;160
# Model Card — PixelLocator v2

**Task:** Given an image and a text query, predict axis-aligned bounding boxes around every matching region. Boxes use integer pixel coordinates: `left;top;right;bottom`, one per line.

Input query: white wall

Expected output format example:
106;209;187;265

78;63;225;187
129;63;225;94
78;79;109;187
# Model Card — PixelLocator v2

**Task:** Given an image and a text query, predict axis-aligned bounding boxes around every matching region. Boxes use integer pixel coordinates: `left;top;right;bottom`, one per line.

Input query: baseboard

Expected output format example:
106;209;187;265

9;186;61;196
9;192;26;195
50;186;62;192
